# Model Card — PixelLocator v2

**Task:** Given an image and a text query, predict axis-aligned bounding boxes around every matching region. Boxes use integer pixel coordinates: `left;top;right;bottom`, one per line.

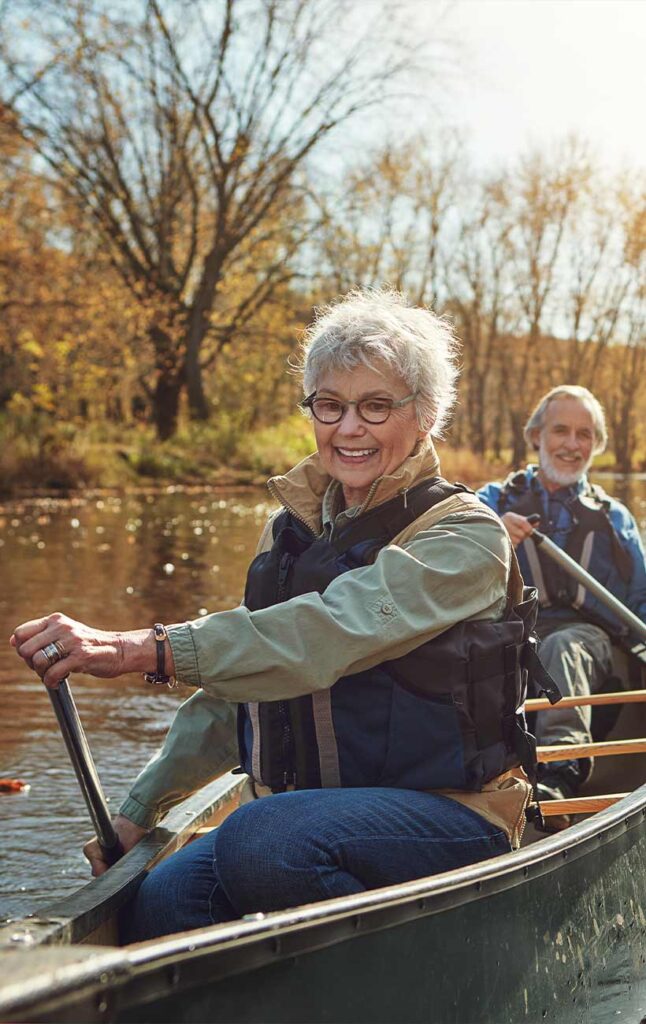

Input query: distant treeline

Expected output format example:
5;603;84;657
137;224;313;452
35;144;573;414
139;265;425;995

1;1;644;473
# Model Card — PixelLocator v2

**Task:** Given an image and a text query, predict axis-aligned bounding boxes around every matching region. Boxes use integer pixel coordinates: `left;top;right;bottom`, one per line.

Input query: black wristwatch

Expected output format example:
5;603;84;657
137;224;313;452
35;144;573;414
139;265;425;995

144;623;176;687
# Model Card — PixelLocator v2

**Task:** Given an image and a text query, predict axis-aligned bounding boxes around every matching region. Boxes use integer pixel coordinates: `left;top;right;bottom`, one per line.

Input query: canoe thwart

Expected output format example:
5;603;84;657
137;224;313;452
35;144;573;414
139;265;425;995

526;689;646;712
537;737;646;761
538;793;628;816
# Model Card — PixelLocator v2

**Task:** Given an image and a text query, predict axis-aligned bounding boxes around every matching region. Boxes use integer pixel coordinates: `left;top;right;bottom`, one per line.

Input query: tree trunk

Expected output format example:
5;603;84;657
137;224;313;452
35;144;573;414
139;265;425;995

148;324;186;440
185;276;221;422
468;374;486;455
509;410;527;469
186;339;210;421
612;405;634;474
153;368;184;440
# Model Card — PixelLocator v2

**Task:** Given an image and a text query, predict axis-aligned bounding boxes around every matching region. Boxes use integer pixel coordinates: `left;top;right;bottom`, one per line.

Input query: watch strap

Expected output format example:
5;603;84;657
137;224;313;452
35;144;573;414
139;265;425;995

144;623;175;686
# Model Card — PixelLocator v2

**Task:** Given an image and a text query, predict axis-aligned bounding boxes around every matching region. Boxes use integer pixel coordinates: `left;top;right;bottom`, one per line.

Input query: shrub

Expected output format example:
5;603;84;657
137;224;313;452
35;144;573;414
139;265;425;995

235;414;315;475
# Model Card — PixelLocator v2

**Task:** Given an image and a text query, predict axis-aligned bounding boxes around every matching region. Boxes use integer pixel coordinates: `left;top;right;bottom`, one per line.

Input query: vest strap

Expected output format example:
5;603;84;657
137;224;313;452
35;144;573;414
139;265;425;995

524;638;562;704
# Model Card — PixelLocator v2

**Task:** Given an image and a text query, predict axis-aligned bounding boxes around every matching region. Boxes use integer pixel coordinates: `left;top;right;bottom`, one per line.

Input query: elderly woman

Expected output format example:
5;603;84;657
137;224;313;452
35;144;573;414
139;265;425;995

11;289;537;942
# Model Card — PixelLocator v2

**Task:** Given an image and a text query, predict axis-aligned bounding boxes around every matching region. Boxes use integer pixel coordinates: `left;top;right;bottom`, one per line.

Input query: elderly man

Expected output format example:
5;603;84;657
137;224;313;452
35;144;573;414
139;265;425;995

478;385;646;813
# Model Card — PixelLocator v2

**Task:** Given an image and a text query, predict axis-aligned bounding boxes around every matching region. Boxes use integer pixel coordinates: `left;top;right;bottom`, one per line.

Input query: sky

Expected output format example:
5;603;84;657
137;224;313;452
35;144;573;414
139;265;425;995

419;0;646;172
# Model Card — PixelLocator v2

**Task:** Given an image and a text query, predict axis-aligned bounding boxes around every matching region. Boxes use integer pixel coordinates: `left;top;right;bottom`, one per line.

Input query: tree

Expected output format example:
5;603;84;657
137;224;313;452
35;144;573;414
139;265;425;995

602;183;646;472
446;175;515;456
312;133;462;306
1;0;423;438
498;141;593;465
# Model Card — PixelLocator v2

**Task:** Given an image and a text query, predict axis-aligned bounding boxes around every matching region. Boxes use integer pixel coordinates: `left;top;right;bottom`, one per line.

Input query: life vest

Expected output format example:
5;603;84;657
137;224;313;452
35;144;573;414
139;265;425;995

238;477;556;795
497;471;633;614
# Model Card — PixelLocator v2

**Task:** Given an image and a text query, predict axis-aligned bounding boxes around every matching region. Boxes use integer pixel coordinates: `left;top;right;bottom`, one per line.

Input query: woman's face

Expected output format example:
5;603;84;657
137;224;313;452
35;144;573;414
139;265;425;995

312;360;428;508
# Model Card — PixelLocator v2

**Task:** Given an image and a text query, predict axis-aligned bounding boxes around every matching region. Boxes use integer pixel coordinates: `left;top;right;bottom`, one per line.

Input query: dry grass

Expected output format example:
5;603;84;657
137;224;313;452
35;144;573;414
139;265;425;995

433;445;511;488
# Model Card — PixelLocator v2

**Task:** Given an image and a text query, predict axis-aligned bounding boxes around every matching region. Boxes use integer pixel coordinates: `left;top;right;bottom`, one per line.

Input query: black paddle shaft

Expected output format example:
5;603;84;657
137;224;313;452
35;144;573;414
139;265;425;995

526;515;646;645
48;678;123;865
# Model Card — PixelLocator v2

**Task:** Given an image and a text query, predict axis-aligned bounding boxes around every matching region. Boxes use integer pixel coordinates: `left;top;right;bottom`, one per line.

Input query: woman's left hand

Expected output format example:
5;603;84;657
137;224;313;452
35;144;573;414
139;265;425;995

10;612;139;689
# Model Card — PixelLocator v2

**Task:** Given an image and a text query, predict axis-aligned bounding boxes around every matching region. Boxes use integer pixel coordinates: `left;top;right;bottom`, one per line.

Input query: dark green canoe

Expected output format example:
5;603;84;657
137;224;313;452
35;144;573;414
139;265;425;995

2;686;646;1024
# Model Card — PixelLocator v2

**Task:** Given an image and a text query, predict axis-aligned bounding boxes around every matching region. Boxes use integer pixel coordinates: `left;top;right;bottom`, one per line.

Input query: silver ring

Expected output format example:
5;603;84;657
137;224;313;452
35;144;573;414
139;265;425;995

53;640;67;660
40;642;62;667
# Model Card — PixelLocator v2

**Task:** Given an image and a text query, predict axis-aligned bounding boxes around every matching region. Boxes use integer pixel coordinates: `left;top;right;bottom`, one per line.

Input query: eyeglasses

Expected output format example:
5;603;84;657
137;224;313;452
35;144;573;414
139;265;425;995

300;391;417;425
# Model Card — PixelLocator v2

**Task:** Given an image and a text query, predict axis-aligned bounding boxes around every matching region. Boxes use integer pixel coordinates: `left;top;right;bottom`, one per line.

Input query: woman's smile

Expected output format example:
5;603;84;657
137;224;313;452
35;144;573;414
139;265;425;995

334;446;379;463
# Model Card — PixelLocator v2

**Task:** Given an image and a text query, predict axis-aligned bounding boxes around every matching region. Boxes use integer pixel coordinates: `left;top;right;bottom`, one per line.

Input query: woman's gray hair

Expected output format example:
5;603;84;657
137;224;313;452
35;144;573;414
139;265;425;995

524;385;608;454
298;288;460;435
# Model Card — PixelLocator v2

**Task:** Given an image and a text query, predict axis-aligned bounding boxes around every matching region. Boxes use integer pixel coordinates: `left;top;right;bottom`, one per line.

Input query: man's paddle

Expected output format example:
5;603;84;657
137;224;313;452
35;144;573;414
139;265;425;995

527;518;646;646
48;678;123;865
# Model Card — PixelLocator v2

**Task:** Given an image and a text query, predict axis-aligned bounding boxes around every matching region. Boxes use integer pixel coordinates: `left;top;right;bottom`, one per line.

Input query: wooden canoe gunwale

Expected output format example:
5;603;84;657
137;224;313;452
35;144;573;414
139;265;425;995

2;780;646;1023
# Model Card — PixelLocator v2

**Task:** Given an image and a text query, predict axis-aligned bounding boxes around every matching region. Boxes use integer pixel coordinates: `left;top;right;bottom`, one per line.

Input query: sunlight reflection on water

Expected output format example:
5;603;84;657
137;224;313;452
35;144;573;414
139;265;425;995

0;487;274;919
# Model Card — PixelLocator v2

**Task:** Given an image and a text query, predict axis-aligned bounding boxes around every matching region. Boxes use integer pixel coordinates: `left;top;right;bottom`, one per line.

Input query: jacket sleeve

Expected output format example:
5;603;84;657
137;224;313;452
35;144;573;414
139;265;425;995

615;507;646;621
166;513;511;702
476;481;502;513
117;513;280;828
118;691;238;829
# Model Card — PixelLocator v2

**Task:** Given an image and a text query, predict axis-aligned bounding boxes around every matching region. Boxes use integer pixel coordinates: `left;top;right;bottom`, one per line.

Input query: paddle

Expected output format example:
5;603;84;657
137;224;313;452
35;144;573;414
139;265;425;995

48;678;123;866
526;515;646;646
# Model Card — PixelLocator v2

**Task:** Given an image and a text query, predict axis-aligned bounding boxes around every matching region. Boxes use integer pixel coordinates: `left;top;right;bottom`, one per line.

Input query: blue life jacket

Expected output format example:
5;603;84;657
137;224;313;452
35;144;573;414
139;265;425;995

238;478;554;795
497;472;633;633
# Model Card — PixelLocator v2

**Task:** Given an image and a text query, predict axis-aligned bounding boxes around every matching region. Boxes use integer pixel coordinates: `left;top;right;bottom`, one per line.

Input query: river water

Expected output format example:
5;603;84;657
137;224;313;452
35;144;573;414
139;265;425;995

0;487;275;920
1;476;645;926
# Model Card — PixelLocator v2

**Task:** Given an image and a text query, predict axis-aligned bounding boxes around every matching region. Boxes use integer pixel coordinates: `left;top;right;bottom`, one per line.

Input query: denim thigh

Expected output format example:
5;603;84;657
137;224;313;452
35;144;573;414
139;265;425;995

121;829;236;943
124;787;510;942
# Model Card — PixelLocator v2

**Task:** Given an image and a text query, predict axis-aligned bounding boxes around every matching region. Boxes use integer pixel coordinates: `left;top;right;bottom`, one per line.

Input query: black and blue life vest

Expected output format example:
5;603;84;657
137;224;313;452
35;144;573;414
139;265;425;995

239;477;555;795
497;472;633;619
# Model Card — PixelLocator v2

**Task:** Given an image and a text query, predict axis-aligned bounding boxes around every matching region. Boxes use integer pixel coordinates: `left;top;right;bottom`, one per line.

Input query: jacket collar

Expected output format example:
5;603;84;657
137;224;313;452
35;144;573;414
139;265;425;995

267;440;442;534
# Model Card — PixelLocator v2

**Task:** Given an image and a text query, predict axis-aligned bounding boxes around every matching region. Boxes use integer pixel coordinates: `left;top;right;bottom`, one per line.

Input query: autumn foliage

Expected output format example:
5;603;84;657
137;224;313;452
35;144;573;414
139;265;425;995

0;3;644;492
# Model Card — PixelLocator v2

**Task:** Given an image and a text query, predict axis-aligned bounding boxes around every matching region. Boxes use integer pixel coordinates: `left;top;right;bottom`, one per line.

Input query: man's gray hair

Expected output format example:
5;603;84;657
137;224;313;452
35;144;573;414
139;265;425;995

524;385;608;454
299;288;460;436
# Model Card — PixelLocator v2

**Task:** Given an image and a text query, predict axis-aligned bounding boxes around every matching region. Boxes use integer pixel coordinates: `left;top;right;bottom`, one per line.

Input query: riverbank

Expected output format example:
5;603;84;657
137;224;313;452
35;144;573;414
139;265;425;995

0;413;631;499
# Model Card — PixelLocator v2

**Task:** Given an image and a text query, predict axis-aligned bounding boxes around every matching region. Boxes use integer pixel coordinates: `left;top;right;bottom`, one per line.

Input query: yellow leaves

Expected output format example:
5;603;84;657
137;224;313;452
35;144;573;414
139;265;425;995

19;332;44;359
32;382;56;412
54;338;73;360
230;133;250;165
6;383;55;414
6;392;33;415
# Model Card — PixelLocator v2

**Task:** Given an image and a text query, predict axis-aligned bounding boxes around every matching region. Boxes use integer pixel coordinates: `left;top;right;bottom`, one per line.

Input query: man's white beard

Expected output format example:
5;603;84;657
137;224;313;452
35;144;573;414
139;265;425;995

539;437;592;487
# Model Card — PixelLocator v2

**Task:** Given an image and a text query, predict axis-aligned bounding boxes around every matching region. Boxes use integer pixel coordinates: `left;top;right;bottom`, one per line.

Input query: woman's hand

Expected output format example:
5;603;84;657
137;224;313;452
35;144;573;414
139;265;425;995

501;512;536;549
10;612;163;689
83;814;150;877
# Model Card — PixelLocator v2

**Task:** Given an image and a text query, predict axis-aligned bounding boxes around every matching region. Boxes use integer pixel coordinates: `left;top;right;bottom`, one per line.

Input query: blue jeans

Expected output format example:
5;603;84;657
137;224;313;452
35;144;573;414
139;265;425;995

123;788;510;942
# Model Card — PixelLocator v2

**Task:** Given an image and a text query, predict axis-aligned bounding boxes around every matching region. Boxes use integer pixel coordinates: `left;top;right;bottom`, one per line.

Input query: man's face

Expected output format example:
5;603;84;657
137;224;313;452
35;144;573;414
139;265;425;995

533;397;595;489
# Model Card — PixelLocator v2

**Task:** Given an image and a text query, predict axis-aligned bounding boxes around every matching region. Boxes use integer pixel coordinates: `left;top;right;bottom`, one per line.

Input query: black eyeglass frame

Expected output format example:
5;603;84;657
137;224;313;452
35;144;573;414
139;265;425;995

300;391;418;425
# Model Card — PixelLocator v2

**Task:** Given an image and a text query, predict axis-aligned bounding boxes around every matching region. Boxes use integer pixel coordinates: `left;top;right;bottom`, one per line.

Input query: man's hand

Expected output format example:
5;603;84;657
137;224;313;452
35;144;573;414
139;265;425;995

501;511;536;549
83;814;150;877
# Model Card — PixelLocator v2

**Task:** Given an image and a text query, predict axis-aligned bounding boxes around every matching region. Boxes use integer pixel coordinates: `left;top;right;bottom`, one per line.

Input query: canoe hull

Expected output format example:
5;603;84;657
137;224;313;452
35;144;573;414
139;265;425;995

3;685;646;1023
4;784;646;1024
120;800;646;1024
